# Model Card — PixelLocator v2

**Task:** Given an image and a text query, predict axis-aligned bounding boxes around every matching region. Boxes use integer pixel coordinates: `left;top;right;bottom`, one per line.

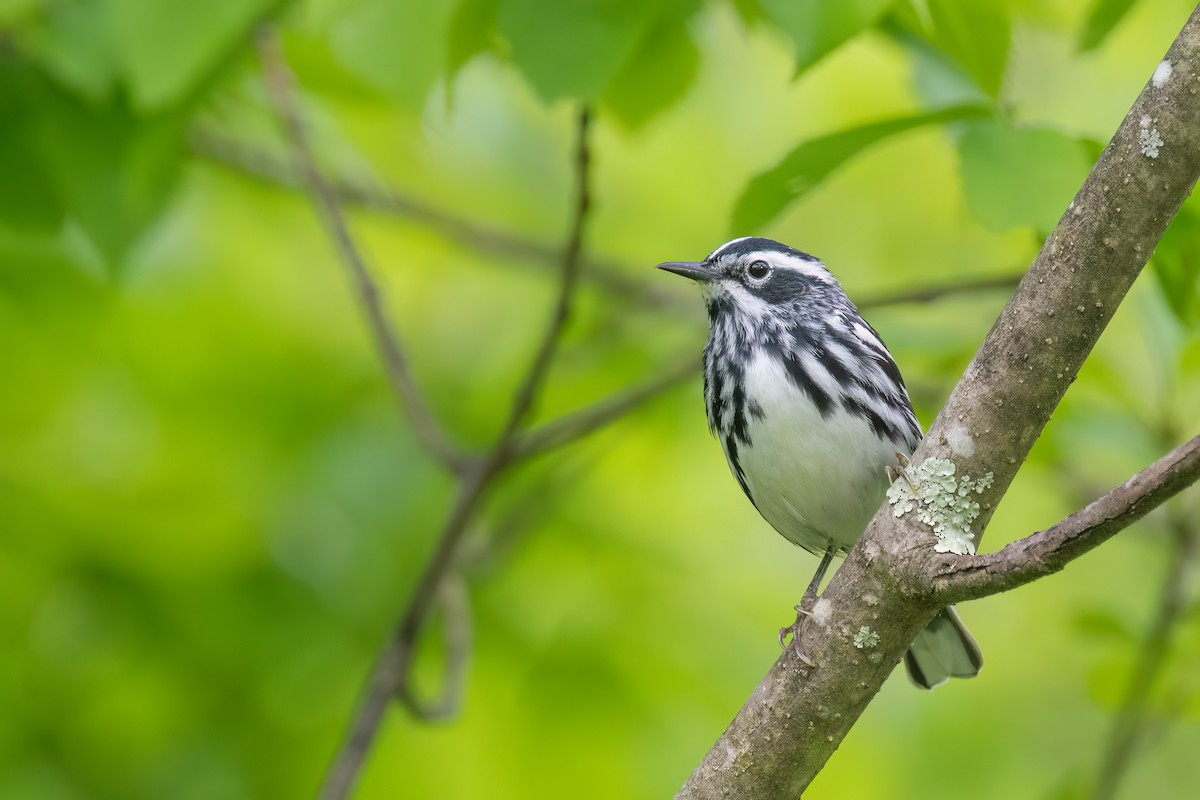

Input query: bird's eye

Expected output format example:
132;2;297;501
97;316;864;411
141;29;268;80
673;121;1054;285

747;260;771;280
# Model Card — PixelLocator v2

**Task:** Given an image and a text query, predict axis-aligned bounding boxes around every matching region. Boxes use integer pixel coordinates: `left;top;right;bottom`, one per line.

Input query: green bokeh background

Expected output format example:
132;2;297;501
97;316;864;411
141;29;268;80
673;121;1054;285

3;1;1200;798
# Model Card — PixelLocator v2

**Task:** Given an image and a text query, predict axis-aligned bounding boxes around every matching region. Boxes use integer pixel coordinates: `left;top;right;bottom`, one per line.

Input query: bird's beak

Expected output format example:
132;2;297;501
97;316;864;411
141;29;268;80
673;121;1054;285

656;261;716;282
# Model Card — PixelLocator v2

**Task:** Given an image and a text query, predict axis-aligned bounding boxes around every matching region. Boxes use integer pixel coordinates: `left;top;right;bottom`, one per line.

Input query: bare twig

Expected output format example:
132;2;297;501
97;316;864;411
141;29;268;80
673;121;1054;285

255;30;461;471
488;108;592;463
931;434;1200;603
192;129;1023;319
1091;509;1198;800
317;106;594;800
856;272;1021;309
395;571;474;722
513;356;696;459
188;127;685;313
320;475;486;800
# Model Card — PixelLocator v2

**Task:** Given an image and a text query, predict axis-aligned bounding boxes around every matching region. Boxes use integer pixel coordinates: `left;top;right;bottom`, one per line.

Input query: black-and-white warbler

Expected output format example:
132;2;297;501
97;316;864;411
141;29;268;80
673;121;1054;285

659;237;982;689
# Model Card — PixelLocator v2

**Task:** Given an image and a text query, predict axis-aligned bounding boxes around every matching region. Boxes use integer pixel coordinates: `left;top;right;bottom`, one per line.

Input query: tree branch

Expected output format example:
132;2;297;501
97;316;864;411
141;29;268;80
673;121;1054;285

317;106;593;800
855;272;1021;309
192;128;1024;321
931;434;1200;603
511;357;696;459
679;9;1200;798
395;571;473;722
255;29;461;472
188;127;686;315
487;108;592;464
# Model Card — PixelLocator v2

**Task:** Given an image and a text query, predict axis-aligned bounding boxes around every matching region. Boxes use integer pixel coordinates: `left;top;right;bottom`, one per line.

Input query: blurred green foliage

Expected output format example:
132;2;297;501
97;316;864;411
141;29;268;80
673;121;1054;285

2;1;1200;799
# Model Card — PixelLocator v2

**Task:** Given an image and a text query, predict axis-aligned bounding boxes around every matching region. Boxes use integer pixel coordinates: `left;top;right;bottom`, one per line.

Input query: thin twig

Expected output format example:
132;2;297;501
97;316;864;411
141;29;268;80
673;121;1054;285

320;475;486;800
255;30;461;472
458;459;584;572
512;358;697;459
317;106;594;800
488;108;592;464
1091;509;1198;800
933;434;1200;603
856;273;1021;309
192;129;1023;318
395;571;473;722
188;127;685;313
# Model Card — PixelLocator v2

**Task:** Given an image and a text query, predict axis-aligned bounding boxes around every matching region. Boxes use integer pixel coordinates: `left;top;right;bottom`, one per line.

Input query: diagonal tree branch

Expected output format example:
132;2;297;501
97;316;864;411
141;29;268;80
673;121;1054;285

395;570;473;722
511;357;697;459
191;128;1024;320
316;106;594;800
855;272;1021;309
256;29;461;472
487;108;592;461
188;127;685;314
930;434;1200;603
678;8;1200;798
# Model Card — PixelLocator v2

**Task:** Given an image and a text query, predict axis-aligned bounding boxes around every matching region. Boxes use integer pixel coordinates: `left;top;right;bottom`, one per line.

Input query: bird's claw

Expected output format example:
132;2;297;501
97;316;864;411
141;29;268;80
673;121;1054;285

887;452;916;491
778;605;817;667
777;626;792;649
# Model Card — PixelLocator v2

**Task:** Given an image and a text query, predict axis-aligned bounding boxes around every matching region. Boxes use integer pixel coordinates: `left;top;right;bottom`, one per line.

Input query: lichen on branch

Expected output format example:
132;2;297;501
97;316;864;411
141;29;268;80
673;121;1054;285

886;458;993;555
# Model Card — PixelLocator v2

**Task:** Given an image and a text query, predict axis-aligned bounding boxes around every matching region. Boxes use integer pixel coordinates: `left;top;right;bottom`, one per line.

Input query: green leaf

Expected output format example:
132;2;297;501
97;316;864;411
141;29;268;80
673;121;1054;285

331;0;456;108
447;0;499;80
0;63;65;234
759;0;894;77
0;59;185;264
957;119;1091;233
110;0;275;111
892;0;1011;98
20;0;120;102
1151;206;1200;325
602;9;699;129
888;25;989;107
731;104;988;233
496;0;663;102
929;0;1010;97
46;105;185;265
1079;0;1138;53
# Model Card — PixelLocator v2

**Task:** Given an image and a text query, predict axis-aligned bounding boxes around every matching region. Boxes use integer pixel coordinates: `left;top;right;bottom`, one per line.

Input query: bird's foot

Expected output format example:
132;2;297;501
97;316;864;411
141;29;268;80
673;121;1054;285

778;603;817;667
886;452;915;490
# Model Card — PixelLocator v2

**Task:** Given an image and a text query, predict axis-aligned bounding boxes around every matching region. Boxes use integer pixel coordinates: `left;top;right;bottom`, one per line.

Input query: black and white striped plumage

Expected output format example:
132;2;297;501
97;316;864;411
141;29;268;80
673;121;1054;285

659;237;981;689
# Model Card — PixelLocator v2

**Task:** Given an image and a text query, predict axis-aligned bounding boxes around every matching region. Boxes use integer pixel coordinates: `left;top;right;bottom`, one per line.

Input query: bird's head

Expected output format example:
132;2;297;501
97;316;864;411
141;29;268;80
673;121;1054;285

657;237;846;324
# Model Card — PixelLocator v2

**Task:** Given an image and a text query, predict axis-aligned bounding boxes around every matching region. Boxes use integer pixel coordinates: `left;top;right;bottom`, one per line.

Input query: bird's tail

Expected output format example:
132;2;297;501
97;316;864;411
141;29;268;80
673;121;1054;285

904;606;982;690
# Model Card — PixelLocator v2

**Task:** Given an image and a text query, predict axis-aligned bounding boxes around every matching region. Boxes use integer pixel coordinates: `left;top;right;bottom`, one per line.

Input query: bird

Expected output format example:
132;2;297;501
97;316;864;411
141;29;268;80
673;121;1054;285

658;236;981;689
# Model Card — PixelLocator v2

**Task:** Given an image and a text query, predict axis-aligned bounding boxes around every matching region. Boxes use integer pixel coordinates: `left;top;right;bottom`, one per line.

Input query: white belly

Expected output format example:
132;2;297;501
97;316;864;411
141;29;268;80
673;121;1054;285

726;351;904;554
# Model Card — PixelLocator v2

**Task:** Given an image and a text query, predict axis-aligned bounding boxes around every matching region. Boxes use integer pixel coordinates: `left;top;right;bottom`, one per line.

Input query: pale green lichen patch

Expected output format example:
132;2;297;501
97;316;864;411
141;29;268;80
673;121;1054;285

1139;127;1163;157
852;626;880;649
886;458;993;555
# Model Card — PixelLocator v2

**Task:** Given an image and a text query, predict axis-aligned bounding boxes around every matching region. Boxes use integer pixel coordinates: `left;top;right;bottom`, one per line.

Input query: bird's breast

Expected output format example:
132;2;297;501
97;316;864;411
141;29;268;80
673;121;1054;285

724;350;905;554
